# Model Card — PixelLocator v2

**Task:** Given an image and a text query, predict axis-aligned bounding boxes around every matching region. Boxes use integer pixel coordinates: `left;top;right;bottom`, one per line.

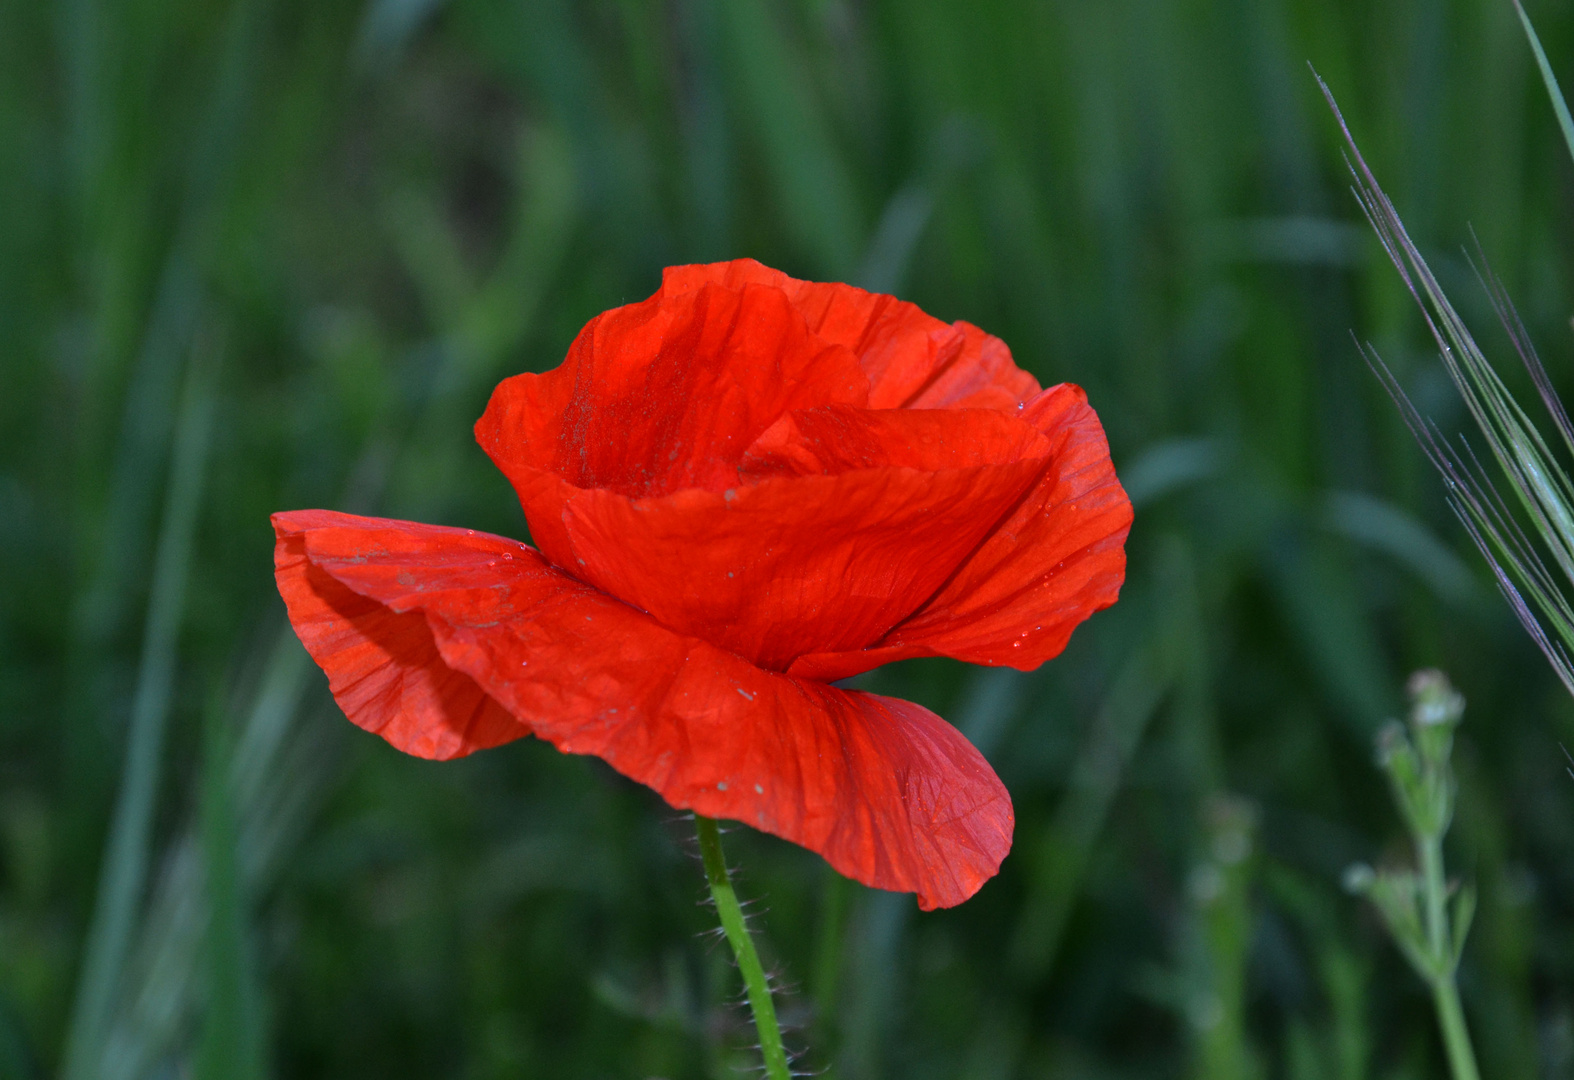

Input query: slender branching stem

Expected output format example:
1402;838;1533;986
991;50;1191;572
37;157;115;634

695;815;791;1080
1417;835;1450;967
1418;835;1480;1080
1349;673;1482;1080
1431;977;1480;1080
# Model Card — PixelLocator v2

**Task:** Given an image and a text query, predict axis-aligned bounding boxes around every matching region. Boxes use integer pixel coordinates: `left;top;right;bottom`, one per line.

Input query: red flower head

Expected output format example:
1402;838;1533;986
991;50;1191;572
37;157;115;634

273;260;1131;910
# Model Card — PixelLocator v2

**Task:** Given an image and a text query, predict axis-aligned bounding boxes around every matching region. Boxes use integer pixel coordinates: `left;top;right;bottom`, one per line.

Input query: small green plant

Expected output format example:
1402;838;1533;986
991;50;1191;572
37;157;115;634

1344;671;1479;1080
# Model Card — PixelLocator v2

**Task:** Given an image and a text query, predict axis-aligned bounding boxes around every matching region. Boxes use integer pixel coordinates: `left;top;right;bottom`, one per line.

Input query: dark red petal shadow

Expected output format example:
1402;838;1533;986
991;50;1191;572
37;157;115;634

787;384;1133;682
273;510;1013;910
273;511;526;760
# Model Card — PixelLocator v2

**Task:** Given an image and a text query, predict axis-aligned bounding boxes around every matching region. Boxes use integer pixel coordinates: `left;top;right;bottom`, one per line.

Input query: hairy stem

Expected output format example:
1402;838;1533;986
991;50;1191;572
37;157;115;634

695;816;791;1080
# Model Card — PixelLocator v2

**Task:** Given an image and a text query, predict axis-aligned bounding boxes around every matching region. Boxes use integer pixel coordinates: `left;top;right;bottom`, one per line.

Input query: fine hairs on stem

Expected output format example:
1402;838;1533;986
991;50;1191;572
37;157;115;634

1344;671;1480;1080
694;816;794;1080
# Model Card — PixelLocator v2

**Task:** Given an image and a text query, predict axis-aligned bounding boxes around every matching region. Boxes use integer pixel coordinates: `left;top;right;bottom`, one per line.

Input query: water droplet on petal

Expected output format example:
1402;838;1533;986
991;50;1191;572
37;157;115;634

754;784;764;795
717;781;728;791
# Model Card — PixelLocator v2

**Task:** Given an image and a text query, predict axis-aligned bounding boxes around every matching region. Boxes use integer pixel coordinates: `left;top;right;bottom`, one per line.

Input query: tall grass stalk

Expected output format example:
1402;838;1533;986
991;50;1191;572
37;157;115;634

1320;64;1574;698
61;335;218;1080
85;631;327;1079
1515;0;1574;167
1324;17;1574;1062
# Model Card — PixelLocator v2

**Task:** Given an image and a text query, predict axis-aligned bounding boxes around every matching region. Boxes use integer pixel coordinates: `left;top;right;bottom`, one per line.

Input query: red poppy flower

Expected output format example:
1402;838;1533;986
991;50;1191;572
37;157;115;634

273;259;1130;910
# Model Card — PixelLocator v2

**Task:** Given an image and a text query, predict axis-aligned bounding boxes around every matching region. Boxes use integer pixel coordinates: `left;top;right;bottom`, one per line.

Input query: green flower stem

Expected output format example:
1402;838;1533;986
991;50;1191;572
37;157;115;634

1432;981;1479;1080
1418;834;1480;1080
695;815;791;1080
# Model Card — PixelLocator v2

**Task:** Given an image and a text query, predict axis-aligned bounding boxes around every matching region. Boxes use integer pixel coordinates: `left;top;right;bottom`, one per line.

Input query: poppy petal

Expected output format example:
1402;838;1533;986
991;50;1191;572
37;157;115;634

476;278;871;573
560;421;1051;667
272;510;526;760
786;383;1131;682
739;404;1049;479
277;509;1012;909
902;321;1043;412
475;276;868;506
660;260;1041;410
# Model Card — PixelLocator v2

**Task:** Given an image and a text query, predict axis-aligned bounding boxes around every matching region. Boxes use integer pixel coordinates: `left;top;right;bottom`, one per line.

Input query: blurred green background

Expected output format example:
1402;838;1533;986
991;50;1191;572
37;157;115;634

6;0;1574;1076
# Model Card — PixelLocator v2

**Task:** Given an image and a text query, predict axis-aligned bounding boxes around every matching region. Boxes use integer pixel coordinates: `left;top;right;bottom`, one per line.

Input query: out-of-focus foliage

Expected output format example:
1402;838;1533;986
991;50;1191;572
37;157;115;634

4;0;1574;1077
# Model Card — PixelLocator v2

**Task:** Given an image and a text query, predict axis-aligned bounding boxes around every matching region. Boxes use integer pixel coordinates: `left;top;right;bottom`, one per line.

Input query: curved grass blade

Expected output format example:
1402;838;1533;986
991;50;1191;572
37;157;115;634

61;331;219;1080
1514;0;1574;168
1362;342;1574;696
1321;68;1574;698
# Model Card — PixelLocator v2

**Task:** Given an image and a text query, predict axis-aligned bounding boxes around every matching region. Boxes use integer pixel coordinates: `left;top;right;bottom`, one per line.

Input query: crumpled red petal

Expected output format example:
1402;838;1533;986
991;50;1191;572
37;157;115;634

474;277;870;567
787;383;1132;682
558;409;1052;671
739;404;1048;479
472;261;1076;671
272;510;1013;910
661;260;1041;410
273;510;527;760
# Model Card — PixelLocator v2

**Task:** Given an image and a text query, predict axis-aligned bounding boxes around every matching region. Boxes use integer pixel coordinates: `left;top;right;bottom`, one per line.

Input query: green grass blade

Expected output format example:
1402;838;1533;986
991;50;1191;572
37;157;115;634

1363;340;1574;692
1010;644;1168;975
838;889;912;1080
61;333;219;1080
459;124;580;376
87;632;332;1077
195;694;267;1080
70;252;203;652
714;0;862;276
1322;72;1574;692
856;185;933;296
1323;491;1479;606
1515;1;1574;169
